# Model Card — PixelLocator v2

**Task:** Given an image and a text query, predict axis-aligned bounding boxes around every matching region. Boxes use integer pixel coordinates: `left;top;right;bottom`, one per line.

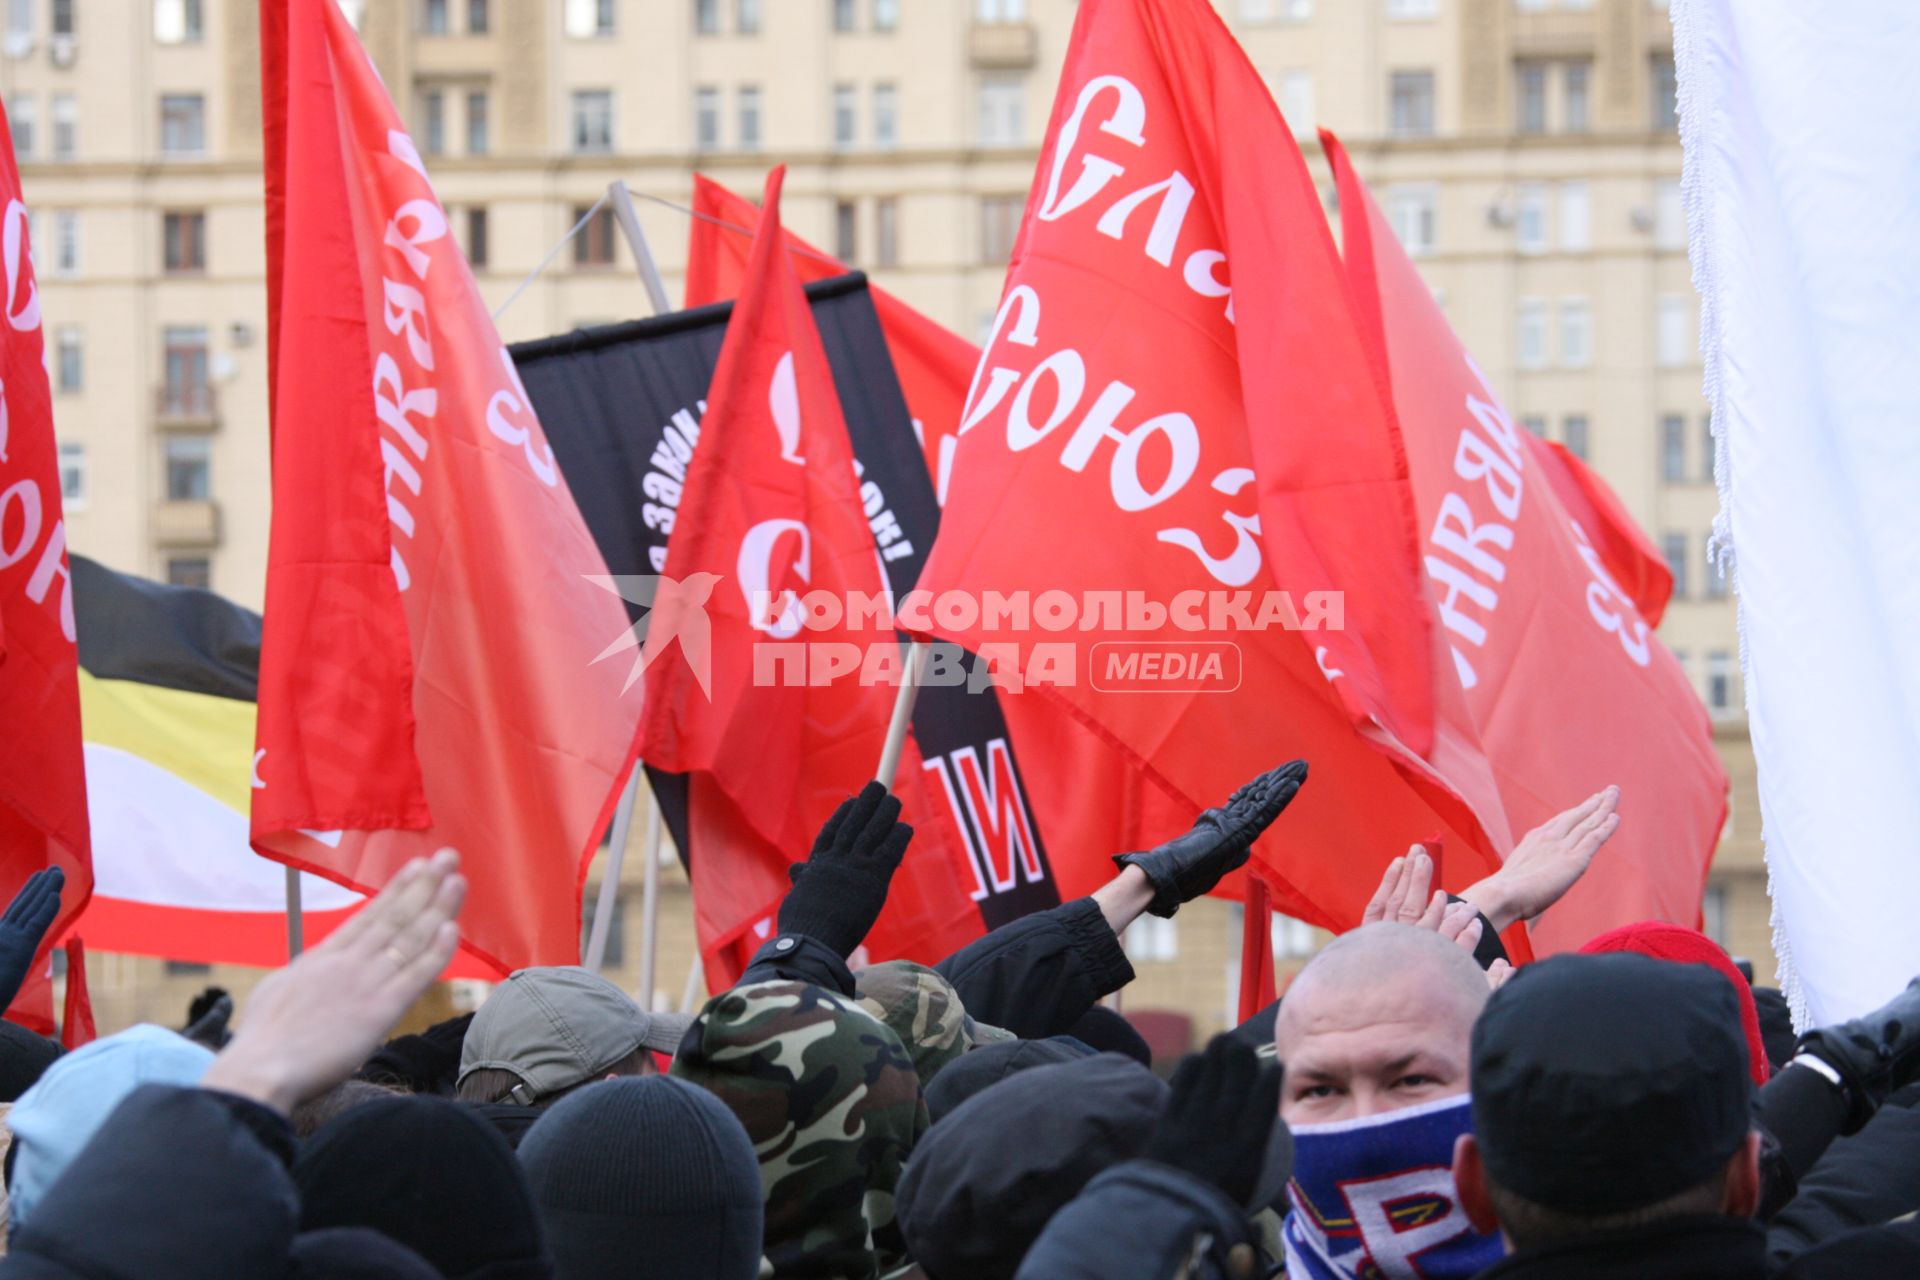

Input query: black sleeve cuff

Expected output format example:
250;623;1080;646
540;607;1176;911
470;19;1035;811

740;932;856;997
1059;897;1137;998
1446;893;1509;970
200;1089;299;1169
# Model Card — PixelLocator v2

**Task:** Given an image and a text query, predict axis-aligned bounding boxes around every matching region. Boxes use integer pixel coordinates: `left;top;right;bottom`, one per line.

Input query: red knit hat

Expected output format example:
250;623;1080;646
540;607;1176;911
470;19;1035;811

1579;921;1771;1086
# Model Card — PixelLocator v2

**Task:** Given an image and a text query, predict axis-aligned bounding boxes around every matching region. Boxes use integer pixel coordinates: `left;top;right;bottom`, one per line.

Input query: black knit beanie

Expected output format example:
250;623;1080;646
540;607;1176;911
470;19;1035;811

294;1096;552;1280
0;1021;62;1103
517;1077;762;1280
922;1035;1095;1123
288;1227;444;1280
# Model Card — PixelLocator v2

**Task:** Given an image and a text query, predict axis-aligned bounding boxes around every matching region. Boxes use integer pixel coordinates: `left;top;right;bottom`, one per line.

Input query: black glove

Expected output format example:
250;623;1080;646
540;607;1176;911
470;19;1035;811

777;782;913;959
1795;978;1920;1134
357;1012;474;1094
0;867;63;1012
1145;1034;1283;1207
1114;760;1308;918
183;987;235;1048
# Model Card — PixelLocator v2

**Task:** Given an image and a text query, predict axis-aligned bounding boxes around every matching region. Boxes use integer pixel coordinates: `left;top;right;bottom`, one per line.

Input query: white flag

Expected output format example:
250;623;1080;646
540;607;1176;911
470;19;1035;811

1674;0;1920;1024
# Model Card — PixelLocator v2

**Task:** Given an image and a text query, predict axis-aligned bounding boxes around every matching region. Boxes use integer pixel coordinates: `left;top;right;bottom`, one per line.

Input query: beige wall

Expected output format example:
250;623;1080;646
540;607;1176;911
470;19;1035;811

20;0;1765;1039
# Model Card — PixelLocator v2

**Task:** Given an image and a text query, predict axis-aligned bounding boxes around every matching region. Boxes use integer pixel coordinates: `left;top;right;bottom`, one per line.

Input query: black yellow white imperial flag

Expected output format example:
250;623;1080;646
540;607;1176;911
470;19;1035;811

68;556;365;964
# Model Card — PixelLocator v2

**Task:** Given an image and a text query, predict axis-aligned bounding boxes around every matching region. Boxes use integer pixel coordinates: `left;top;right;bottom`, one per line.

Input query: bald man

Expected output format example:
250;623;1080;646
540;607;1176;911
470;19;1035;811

1276;924;1507;1280
1275;922;1492;1125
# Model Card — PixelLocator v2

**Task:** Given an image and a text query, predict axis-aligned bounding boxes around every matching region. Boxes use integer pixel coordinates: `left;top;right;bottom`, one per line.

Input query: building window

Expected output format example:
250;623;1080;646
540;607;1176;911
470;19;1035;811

163;325;209;414
981;194;1023;265
1705;650;1735;717
1701;413;1716;482
874;0;899;31
55;326;82;393
164;434;213;502
978;0;1027;19
1521;415;1546;437
1387;0;1436;17
1275;69;1315;135
1655;178;1685;250
163;210;206;274
51;210;79;277
737;86;761;150
419;89;445;156
1563;413;1589;460
834;200;857;262
873;83;898;149
1516;297;1548;370
1564;62;1591;132
737;0;760;34
1558;298;1592;368
1125;915;1179;962
694;0;718;34
153;0;204;39
467;0;489;34
832;83;856;150
1515;182;1547;254
565;0;615;38
57;440;84;503
1385;183;1436;257
1238;0;1311;20
461;91;487;154
165;558;211;590
573;203;616;268
1656;294;1692;367
1701;883;1727;947
1557;180;1590;252
693;86;720;150
1515;62;1546;134
465;206;488;269
422;0;450;35
833;0;856;31
1704;541;1729;599
160;93;205;157
1662;531;1689;598
1389;71;1434;138
876;196;899;268
977;73;1025;147
51;0;73;37
50;93;74;160
571;90;613;153
7;95;32;160
339;0;367;26
5;0;29;44
1661;414;1686;481
1651;55;1678;130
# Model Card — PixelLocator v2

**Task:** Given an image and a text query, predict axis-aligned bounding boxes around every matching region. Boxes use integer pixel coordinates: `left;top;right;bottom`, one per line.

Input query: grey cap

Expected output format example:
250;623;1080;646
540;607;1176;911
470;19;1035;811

458;966;694;1105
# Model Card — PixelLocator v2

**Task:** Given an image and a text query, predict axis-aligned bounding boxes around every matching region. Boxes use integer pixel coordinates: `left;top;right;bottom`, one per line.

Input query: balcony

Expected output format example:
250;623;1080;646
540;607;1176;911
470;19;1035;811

970;22;1037;70
151;499;221;548
155;383;219;430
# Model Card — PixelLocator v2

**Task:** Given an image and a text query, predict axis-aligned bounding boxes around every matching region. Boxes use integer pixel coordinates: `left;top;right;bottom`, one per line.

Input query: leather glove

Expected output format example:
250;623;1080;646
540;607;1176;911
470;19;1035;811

1795;977;1920;1134
1145;1034;1283;1207
0;867;63;1012
778;782;913;959
1114;760;1308;917
184;987;235;1049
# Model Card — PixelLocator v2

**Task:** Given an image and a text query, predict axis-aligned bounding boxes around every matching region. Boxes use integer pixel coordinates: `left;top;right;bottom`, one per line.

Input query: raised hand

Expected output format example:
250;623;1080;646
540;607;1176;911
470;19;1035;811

1145;1034;1283;1208
1114;759;1309;918
1462;787;1622;930
777;781;914;958
0;867;64;1012
201;851;466;1114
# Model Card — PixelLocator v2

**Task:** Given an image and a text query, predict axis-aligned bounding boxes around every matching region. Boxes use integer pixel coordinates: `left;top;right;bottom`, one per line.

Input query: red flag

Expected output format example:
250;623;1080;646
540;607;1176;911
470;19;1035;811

1238;876;1277;1023
59;937;92;1049
0;96;90;1034
645;168;979;981
911;0;1507;929
251;0;641;973
687;176;980;501
1321;130;1726;949
1531;438;1675;628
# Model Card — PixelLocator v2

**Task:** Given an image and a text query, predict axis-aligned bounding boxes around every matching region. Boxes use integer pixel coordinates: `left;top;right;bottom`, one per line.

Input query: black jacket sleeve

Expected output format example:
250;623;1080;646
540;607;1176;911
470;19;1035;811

1766;1082;1920;1269
4;1084;299;1280
738;931;856;996
935;897;1136;1040
1015;1160;1255;1280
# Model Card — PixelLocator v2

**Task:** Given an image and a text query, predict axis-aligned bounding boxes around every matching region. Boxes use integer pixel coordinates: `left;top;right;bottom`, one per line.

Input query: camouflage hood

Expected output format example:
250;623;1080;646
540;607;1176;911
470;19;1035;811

672;980;928;1280
853;961;1015;1086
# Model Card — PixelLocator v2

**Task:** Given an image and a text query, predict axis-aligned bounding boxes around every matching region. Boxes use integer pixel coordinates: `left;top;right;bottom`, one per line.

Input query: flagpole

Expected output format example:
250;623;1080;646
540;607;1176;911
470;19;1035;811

583;767;640;970
875;640;930;784
607;181;673;316
284;866;304;958
638;802;663;1010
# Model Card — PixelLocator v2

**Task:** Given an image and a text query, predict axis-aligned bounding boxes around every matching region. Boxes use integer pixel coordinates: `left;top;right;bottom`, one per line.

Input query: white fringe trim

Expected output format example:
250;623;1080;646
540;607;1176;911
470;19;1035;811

1671;0;1806;1029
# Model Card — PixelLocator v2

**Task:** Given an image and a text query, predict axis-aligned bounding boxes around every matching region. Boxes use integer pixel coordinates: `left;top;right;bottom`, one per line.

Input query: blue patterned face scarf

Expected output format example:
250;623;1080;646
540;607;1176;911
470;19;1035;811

1281;1093;1505;1280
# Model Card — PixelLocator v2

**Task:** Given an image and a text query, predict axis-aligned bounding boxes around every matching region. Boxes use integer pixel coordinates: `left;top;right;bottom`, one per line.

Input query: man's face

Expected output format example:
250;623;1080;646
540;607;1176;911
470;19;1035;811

1275;966;1476;1125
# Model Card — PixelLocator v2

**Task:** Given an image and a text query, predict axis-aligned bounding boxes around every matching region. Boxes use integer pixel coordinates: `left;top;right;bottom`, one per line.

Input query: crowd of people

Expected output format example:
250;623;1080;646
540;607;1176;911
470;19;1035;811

0;766;1917;1278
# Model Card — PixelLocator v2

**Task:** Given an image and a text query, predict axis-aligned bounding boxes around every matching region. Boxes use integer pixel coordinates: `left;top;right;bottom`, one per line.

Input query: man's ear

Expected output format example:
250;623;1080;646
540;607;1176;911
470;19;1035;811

1453;1133;1501;1236
1722;1131;1764;1219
